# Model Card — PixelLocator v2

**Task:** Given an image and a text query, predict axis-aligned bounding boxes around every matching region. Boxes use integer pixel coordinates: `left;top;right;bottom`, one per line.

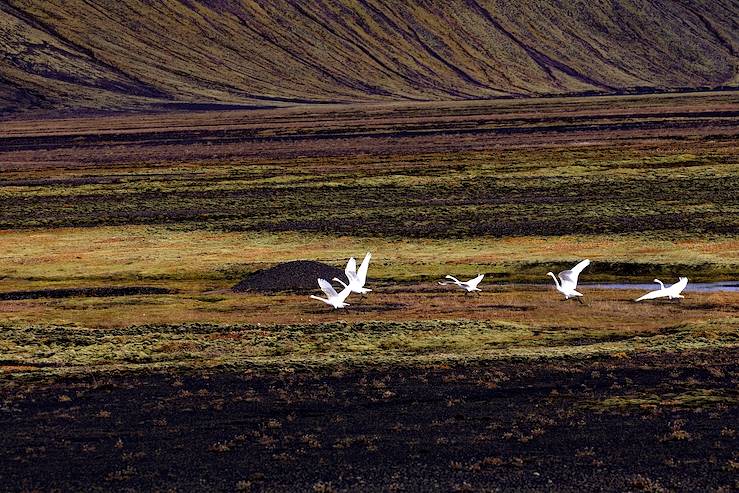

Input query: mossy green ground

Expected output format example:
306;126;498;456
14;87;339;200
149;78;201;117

3;317;737;381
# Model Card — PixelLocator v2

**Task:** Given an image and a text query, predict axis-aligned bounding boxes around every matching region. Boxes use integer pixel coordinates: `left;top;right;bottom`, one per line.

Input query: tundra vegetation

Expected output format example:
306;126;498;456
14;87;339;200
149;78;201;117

0;92;737;490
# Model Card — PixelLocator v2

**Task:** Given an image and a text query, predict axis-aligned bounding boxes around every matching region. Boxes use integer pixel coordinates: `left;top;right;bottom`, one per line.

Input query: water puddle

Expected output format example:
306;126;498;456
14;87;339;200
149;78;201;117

508;282;739;293
577;282;739;293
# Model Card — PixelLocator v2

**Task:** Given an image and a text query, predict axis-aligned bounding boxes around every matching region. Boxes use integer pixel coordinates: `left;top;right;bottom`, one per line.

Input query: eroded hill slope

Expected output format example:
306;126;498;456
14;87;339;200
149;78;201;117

1;0;737;113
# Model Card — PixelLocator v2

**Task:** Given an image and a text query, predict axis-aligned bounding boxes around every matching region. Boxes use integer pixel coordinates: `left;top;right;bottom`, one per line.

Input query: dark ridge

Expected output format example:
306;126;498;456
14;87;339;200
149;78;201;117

0;286;174;300
233;261;345;293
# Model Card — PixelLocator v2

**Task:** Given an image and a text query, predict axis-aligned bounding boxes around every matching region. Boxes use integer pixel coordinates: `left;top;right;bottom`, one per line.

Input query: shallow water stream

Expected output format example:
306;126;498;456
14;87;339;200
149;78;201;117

505;281;739;293
572;281;738;293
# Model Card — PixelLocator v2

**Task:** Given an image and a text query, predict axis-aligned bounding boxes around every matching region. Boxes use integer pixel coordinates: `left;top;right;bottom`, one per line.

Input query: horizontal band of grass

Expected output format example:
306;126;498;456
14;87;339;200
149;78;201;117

3;318;736;380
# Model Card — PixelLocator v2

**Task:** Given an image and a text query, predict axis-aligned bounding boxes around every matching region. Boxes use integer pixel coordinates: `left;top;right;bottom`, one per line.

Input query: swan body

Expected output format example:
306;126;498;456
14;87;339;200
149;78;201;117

635;277;688;302
547;259;590;300
439;274;484;293
333;252;372;295
310;278;352;309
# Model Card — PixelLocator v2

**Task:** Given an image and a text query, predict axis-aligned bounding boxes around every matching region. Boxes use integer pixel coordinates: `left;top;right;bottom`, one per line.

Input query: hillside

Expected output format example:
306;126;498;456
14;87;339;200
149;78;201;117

1;0;737;114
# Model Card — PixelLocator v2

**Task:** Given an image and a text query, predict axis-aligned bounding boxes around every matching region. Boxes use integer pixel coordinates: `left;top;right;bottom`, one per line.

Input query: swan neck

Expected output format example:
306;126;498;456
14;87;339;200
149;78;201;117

548;272;560;288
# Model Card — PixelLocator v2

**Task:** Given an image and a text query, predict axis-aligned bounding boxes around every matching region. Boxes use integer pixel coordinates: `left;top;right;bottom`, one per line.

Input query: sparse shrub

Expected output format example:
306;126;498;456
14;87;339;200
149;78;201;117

629;474;668;493
105;466;135;482
576;447;595;458
258;434;276;447
531;426;545;437
452;482;475;492
122;451;147;461
301;434;321;449
235;480;252;491
662;429;690;441
272;452;293;462
510;457;524;467
208;441;232;453
312;481;336;493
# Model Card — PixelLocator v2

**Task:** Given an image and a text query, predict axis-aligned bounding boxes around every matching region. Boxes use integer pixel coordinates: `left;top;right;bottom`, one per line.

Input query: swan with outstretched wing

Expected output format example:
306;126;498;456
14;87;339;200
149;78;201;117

310;278;352;309
547;259;590;301
333;252;372;296
439;273;485;293
635;277;688;302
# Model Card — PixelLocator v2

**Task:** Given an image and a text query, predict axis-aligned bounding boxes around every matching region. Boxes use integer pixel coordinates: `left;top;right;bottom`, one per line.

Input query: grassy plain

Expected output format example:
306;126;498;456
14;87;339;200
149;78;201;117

0;93;737;491
1;92;738;372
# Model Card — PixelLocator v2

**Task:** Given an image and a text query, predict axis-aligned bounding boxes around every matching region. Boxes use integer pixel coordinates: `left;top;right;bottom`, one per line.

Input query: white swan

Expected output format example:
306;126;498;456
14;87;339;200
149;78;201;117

653;279;665;290
635;277;688;302
439;274;484;293
333;252;372;295
547;259;590;301
309;278;352;309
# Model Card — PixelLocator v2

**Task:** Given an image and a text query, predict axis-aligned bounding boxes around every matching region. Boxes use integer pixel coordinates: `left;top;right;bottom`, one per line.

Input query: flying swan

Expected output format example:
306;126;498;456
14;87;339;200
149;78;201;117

310;278;352;309
547;259;590;301
333;252;372;296
439;274;485;294
635;277;688;302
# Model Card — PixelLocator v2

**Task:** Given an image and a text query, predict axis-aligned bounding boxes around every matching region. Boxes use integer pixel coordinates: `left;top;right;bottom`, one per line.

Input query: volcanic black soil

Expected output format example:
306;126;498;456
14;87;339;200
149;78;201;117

233;261;345;293
0;286;172;300
1;350;736;492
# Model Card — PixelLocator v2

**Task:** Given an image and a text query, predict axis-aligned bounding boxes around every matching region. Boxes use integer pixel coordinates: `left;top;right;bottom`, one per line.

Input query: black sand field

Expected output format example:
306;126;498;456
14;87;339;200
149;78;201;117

2;350;736;492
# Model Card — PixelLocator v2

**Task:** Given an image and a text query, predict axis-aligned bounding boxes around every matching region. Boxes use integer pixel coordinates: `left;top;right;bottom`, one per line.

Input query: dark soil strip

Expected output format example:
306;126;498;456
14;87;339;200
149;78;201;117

0;349;735;491
0;286;174;300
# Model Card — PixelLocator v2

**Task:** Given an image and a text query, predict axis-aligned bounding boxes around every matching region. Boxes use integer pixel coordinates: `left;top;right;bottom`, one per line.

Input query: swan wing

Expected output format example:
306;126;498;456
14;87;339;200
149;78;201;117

445;275;461;284
345;257;357;281
467;274;484;289
669;277;688;295
317;278;339;298
356;252;371;285
310;295;330;305
559;259;590;289
336;282;353;303
635;289;666;301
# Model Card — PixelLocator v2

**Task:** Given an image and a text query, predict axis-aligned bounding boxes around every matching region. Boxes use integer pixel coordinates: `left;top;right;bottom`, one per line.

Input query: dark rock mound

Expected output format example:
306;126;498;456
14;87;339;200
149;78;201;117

233;261;344;293
0;286;173;300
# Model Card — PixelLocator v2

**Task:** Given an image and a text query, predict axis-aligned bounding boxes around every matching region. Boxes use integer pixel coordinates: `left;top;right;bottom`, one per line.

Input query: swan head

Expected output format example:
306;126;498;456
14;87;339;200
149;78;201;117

653;278;661;283
546;272;556;278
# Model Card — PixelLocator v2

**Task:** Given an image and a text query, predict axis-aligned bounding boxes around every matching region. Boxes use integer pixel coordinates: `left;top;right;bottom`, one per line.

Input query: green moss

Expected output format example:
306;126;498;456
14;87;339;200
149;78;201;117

595;389;738;409
2;318;736;380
